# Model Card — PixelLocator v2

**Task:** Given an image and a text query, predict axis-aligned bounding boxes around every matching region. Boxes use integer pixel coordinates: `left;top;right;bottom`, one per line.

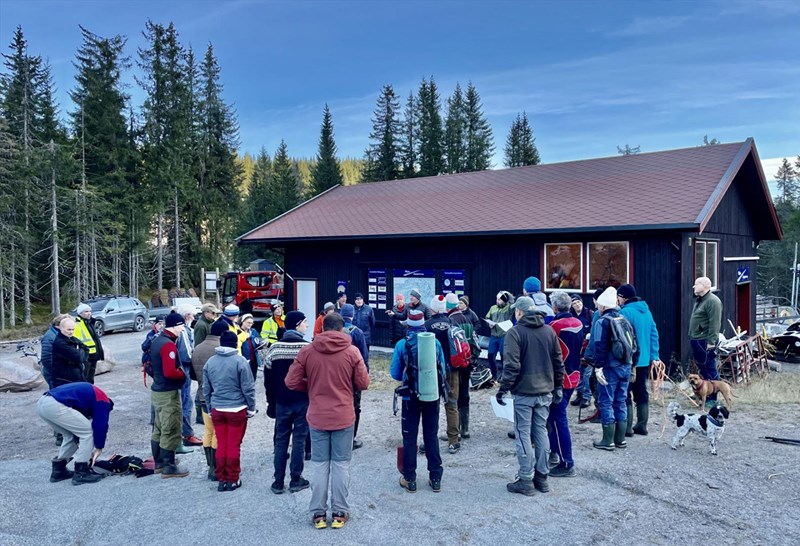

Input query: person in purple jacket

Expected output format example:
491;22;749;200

36;382;114;485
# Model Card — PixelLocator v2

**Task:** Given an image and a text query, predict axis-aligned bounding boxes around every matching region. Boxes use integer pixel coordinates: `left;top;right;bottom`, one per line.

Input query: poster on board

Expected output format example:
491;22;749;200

368;268;387;310
393;269;436;307
441;269;465;296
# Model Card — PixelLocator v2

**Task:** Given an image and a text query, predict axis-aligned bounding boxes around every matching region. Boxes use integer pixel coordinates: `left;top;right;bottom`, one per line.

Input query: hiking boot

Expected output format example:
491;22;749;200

175;443;193;454
506;477;535;496
614;421;628;449
183;435;203;446
271;480;285;494
352;438;363;450
331;511;349;529
448;443;461;455
625;402;634;437
312;513;327;529
289;477;310;493
218;481;227;492
429;478;442;492
418;443;425;455
399;477;417;493
549;463;576;478
570;394;583;406
459;407;470;439
195;404;204;424
72;462;104;485
160;450;189;478
228;479;242;491
633;403;649;436
533;471;549;493
50;458;73;483
548;451;560;468
507;430;516;439
204;447;217;481
151;440;163;473
593;424;616;451
580;398;592;409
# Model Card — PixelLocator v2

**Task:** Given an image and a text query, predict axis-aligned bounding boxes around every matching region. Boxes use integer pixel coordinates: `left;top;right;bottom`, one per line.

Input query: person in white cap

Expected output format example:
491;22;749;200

74;303;104;384
217;304;247;351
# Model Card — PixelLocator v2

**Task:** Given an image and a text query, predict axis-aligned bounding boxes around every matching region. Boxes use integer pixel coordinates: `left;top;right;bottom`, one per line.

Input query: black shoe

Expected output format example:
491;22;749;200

71;462;104;485
533;471;549;493
429;478;441;492
549;464;576;478
570;397;582;407
506;477;535;496
218;481;227;492
271;480;285;494
352;438;363;450
507;431;516;439
50;458;73;483
228;479;242;491
418;443;425;455
289;477;310;493
580;399;592;409
399;477;417;493
548;451;560;468
448;443;461;455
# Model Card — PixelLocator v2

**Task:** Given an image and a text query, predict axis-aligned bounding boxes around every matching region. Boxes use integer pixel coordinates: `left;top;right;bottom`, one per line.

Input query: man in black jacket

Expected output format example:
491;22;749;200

51;317;88;387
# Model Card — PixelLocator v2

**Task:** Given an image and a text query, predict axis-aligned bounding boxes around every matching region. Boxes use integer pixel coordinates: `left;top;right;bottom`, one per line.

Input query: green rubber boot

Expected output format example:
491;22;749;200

625;402;634;437
592;424;615;451
633;403;649;436
614;421;628;449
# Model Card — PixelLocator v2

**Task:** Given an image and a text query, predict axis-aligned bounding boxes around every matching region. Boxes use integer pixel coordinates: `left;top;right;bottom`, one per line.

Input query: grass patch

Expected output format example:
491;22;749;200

736;372;800;405
367;351;397;391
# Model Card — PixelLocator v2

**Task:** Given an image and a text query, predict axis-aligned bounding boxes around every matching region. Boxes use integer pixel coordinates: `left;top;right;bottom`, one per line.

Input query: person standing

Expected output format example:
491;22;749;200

219;304;248;351
340;303;369;450
264;311;311;495
334;292;347;313
522;276;554;323
426;295;460;455
313;302;335;338
51;317;88;387
572;288;604;409
452;295;479;439
74;303;104;384
41;314;69;390
240;313;265;381
689;276;723;406
387;294;406;346
617;284;660;436
261;302;286;346
386;289;432;321
194;303;220;347
496;296;564;496
285;312;369;529
485;291;513;381
36;382;112;485
203;331;257;492
352;293;376;348
391;308;448;494
176;305;202;447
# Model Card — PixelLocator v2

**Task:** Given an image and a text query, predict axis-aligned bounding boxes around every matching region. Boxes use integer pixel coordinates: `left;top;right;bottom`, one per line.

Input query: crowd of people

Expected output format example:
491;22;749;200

35;274;723;528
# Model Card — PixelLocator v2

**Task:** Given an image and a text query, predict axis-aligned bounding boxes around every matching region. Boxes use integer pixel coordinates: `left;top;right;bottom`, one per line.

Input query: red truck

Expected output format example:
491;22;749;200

219;269;284;319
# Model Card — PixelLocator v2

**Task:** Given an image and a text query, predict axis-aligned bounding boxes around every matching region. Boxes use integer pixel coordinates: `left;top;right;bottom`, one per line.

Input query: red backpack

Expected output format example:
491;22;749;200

448;325;472;369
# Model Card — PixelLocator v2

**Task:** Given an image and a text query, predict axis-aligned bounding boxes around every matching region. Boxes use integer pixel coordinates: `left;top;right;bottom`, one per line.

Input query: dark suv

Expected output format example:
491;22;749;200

72;295;150;337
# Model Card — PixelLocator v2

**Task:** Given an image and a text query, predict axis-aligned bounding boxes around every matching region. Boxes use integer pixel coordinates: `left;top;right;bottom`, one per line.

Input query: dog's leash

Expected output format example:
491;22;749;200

650;360;701;439
764;436;800;446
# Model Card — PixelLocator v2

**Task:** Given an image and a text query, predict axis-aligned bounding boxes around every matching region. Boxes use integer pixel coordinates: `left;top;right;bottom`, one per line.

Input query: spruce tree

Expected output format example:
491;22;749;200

267;140;301;220
444;83;466;174
399;91;418;178
417;77;444;176
775;157;798;205
362;84;401;182
504;112;540;167
309;104;343;197
235;148;272;264
464;82;494;171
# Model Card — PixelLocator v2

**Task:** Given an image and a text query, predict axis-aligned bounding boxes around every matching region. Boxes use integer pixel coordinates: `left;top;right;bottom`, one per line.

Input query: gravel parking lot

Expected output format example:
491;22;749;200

1;331;799;545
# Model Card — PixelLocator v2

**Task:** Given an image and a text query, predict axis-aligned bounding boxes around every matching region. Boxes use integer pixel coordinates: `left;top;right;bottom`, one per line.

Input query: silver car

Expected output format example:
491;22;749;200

72;295;150;337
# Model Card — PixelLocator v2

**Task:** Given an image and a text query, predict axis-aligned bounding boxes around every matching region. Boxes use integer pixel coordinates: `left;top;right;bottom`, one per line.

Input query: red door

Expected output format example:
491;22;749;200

736;283;751;333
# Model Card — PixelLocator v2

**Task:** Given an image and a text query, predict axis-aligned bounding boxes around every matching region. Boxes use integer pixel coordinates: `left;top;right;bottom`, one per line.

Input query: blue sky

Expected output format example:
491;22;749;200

1;0;798;178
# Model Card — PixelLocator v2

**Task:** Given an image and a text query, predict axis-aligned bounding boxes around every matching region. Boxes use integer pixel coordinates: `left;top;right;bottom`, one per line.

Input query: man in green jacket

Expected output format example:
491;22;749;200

688;276;723;405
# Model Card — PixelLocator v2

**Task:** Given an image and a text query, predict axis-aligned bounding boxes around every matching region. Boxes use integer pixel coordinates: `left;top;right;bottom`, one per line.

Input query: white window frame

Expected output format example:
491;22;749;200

586;241;630;290
543;242;584;293
694;239;719;290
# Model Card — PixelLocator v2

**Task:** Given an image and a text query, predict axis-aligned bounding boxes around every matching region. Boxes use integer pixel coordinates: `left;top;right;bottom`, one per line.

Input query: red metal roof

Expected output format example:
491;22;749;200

239;139;781;243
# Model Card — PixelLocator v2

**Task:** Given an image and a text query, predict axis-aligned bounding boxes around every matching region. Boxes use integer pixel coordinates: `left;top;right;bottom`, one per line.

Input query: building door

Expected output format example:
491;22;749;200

294;279;318;341
736;283;751;333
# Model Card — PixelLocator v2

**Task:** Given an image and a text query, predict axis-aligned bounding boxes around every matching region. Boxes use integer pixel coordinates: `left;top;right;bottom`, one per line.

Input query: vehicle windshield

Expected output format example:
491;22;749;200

88;300;108;312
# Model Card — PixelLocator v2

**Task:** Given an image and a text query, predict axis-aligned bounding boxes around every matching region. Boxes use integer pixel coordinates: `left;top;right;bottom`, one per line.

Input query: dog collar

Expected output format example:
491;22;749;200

707;415;722;427
694;379;717;395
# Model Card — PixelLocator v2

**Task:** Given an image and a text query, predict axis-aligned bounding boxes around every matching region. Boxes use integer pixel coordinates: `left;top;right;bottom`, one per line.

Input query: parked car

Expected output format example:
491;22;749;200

71;295;150;337
149;297;203;323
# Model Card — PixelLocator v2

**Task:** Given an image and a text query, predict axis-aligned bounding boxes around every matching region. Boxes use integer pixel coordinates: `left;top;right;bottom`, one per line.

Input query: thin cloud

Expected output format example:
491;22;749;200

607;15;692;37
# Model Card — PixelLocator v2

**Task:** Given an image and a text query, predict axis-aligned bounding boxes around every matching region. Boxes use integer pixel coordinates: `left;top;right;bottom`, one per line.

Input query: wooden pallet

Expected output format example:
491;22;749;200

717;335;769;385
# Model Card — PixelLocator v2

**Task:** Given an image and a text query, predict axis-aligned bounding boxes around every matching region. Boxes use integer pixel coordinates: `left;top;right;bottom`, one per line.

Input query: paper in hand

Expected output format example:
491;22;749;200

484;319;497;327
497;320;514;332
491;395;515;422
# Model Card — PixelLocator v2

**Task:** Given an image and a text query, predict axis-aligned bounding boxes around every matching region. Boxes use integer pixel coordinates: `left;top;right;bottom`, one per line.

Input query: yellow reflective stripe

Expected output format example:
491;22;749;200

74;320;97;354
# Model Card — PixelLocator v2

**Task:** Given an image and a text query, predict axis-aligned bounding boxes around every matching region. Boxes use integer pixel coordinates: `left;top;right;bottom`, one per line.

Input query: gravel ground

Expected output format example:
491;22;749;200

1;331;800;546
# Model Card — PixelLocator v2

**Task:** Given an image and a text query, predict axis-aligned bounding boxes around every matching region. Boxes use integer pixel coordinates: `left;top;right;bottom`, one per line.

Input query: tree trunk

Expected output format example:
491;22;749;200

174;183;181;289
50;141;60;314
0;250;5;332
9;242;16;327
157;211;163;300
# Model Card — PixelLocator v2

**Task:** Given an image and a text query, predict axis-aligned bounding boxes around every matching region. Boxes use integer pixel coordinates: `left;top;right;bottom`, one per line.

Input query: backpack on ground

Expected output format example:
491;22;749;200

447;325;472;369
607;315;639;365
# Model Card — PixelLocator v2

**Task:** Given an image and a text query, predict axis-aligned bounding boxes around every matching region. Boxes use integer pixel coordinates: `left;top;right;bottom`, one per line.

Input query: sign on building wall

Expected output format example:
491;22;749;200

368;268;388;309
441;269;465;296
337;280;347;295
393;269;436;307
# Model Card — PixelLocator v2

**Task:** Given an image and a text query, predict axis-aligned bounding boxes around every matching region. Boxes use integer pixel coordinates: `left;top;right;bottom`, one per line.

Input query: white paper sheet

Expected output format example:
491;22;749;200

491;395;515;422
497;320;514;332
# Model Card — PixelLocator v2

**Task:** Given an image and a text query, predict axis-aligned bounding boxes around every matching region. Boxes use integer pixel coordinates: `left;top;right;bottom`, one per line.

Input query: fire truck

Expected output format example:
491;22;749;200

219;260;285;320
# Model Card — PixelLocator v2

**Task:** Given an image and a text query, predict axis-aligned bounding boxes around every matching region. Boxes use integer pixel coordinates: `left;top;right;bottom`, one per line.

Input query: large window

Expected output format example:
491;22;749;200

544;243;583;291
695;239;718;289
587;242;630;289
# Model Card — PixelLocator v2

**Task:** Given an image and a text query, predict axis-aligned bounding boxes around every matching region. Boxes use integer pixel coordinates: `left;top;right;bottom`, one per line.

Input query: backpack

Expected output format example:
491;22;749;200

447;325;472;369
141;332;159;386
402;333;448;403
607;315;639;365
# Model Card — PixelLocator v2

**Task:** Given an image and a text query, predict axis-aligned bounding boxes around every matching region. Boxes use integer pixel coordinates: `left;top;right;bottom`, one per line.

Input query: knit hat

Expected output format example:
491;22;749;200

512;296;536;314
284;311;306;331
165;312;185;328
340;303;355;320
354;292;364;300
406;308;425;327
570;293;582;302
210;321;228;337
323;301;335;311
596;287;618;309
76;303;91;315
445;293;459;310
523;276;541;294
617;284;637;300
593;287;606;301
240;313;254;323
409;289;422;301
430;294;447;314
220;331;238;348
223;304;240;317
459;295;470;306
497;291;510;303
201;303;221;314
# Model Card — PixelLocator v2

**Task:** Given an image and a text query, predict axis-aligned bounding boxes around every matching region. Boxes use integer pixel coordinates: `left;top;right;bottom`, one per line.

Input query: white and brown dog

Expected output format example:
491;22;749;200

668;402;729;455
687;373;734;409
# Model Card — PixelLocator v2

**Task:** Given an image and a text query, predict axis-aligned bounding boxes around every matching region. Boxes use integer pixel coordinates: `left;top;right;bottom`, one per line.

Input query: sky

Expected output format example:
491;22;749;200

1;0;798;180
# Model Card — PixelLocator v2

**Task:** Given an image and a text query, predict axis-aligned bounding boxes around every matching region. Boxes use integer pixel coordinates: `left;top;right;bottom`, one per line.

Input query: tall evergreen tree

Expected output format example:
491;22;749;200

444;82;466;174
617;144;640;155
504;112;540;167
267;140;301;220
399;91;418;178
362;84;401;182
417;77;444;176
463;82;494;171
235;148;271;265
775;157;798;205
309;104;343;197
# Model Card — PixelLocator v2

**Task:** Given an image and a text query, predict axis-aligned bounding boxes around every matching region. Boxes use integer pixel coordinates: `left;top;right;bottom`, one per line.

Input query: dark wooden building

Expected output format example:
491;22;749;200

239;139;782;364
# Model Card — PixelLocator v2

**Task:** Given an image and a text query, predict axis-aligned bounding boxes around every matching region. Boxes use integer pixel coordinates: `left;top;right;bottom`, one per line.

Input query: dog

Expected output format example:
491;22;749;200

687;373;734;409
668;402;729;455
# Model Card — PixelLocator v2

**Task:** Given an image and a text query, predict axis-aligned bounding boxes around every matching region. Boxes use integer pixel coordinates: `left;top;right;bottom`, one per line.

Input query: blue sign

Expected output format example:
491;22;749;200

737;267;750;284
393;269;436;278
441;269;465;296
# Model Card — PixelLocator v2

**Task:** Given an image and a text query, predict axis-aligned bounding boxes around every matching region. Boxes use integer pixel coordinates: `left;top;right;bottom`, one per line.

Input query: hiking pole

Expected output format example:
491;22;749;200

764;436;800;446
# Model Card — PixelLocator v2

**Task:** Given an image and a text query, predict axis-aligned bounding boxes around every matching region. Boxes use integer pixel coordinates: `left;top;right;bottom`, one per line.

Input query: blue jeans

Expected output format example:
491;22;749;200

513;394;551;479
596;366;629;425
308;425;354;516
691;339;719;400
180;364;193;437
547;388;574;467
488;336;505;379
577;365;592;401
401;397;442;483
273;401;309;482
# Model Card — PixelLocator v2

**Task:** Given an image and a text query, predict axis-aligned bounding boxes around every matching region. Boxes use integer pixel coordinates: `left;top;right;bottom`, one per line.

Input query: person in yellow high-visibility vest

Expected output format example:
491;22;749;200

260;302;286;346
217;304;247;353
74;304;104;384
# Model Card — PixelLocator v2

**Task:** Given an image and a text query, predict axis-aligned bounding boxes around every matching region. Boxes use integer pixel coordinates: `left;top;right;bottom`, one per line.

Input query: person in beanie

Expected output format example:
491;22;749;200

522;276;554;323
204;331;257;491
265;310;311;494
391;307;448;494
73;303;104;384
446;293;474;440
617;284;660;436
547;291;584;477
194;303;221;347
689;276;723;406
587;287;634;451
334;292;347;312
191;320;227;480
240;313;265;381
176;304;202;448
262;301;287;346
485;291;514;381
573;287;605;409
352;293;376;348
150;312;190;478
387;294;407;345
497;296;563;496
36;382;113;485
314;302;335;338
457;295;482;344
285;312;369;529
426;295;461;454
570;294;593;336
340;303;368;450
218;304;247;351
387;289;433;321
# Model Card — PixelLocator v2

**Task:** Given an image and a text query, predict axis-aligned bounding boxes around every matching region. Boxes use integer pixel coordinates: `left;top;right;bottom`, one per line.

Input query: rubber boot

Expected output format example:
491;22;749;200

151;440;163;473
195;402;204;425
633;403;649;435
625;401;634;437
50;458;73;482
593;424;615;451
614;421;628;449
72;462;104;485
204;447;218;481
160;449;189;479
459;408;470;439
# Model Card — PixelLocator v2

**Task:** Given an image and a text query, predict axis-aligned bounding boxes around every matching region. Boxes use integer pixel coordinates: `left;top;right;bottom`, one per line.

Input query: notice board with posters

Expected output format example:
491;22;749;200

393;269;436;307
367;268;388;310
441;269;465;297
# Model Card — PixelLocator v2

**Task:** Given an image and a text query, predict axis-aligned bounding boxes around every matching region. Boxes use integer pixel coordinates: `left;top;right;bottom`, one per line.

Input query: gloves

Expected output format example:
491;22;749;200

596;367;608;386
266;403;276;419
551;388;563;406
247;409;258;419
496;390;508;406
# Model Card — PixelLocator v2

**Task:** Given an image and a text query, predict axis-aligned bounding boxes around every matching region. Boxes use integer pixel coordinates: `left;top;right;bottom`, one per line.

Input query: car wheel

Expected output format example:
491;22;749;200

94;321;105;337
134;315;146;332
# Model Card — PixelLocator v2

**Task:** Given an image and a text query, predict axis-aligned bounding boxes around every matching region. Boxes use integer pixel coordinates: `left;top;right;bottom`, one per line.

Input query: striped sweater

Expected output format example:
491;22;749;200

264;331;309;406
